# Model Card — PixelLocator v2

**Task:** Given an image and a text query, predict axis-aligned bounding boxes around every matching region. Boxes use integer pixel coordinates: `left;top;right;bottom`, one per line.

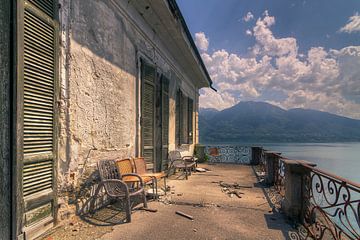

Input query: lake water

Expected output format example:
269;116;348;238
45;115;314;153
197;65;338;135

258;142;360;184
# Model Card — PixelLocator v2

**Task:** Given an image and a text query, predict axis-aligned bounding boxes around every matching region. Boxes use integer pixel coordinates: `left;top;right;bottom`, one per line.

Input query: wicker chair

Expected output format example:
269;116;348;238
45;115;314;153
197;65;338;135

168;150;197;180
115;159;155;197
133;157;167;197
93;159;147;222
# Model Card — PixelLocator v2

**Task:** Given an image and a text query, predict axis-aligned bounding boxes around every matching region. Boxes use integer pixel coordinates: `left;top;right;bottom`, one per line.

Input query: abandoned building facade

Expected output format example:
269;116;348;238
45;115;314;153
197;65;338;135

0;0;212;239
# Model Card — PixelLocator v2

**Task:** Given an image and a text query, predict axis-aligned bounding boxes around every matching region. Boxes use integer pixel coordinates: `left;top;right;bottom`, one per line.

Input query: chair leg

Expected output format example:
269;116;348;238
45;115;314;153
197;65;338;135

143;189;148;208
89;184;102;214
125;196;131;223
164;177;167;196
154;178;158;199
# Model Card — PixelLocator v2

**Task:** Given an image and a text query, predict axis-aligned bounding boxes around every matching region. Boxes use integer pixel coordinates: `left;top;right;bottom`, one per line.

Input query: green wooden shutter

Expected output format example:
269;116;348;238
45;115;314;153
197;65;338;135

180;93;188;144
175;89;181;146
18;1;57;238
161;77;169;170
141;63;156;171
27;0;55;18
188;98;193;144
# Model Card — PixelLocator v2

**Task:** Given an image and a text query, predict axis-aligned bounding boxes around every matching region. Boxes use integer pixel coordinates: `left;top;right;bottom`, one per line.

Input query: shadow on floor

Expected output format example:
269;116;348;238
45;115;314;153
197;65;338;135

80;201;128;226
251;166;301;240
79;196;146;226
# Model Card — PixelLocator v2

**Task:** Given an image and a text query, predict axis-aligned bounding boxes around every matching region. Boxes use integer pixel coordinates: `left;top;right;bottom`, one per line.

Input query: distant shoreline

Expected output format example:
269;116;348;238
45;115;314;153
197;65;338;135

200;141;360;145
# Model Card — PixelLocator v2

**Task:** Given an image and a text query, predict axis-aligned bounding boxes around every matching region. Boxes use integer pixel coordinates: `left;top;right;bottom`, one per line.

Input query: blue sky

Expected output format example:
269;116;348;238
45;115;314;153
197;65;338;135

177;0;360;119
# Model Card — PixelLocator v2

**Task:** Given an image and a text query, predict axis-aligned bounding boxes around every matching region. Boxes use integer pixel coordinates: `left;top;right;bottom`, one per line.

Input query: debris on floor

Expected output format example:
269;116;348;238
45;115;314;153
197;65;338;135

195;167;212;172
215;181;252;198
147;188;165;197
175;211;194;220
218;181;253;189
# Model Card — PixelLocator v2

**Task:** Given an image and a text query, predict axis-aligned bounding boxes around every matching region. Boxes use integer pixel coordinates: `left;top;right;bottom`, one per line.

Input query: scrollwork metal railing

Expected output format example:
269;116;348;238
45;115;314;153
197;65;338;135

301;164;360;240
206;145;252;164
274;158;286;197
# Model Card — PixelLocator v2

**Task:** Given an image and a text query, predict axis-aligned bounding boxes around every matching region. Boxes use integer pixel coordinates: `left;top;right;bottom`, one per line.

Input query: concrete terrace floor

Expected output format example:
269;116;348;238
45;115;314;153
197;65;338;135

44;164;297;240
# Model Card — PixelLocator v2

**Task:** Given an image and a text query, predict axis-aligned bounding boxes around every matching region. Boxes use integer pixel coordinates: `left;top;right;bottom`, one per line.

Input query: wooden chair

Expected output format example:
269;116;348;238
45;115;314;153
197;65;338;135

168;150;196;180
133;157;167;197
115;158;155;198
93;159;147;222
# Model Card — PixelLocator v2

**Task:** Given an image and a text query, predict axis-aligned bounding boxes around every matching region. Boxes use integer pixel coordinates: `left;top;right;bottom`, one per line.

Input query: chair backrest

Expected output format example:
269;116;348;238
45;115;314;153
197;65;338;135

115;158;134;176
169;150;182;161
98;160;121;181
133;157;147;174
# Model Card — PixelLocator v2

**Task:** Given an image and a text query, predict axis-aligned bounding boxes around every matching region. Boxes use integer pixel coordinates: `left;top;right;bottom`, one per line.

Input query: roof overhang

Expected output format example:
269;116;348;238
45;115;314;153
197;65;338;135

130;0;214;90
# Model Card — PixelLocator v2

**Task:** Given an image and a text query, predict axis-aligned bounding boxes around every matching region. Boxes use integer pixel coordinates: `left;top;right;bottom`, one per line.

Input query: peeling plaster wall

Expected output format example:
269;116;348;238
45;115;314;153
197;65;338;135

57;0;200;219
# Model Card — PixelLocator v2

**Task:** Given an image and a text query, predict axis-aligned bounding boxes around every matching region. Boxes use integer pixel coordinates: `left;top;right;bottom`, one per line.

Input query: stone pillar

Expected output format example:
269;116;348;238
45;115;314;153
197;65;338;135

0;0;12;239
265;152;280;185
250;146;262;165
282;160;316;222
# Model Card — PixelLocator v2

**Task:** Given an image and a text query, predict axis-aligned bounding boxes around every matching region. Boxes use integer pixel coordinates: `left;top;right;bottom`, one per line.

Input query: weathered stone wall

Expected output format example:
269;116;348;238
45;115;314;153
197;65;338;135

58;0;138;218
57;0;200;219
0;0;12;238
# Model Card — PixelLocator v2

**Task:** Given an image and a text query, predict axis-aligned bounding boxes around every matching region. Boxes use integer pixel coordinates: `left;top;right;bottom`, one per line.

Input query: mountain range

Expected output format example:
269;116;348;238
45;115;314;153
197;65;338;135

199;101;360;143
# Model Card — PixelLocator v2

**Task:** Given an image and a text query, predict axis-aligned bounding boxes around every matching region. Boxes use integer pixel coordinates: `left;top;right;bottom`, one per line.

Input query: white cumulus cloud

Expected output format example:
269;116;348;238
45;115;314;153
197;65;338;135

198;11;360;119
194;32;209;52
339;12;360;33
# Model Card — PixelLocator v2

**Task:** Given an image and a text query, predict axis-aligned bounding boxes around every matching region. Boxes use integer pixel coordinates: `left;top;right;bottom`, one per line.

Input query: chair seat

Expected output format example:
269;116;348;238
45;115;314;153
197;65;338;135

123;175;152;183
141;172;166;179
175;162;196;169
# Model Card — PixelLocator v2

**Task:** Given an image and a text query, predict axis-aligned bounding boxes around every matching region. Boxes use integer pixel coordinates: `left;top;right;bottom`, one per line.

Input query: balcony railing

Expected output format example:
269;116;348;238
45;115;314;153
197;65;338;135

301;163;360;240
204;145;360;239
205;145;252;164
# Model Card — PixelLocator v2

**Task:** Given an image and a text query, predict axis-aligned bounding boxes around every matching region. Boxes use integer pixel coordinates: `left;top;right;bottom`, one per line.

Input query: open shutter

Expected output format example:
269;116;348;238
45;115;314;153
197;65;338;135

141;63;156;171
175;89;181;146
161;77;169;170
180;93;188;144
188;98;194;144
27;0;55;18
17;1;57;239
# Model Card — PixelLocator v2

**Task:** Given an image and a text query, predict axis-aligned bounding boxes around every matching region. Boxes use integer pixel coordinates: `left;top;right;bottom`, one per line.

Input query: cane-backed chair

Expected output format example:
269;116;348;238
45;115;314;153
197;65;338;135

93;159;147;222
133;157;167;197
115;158;155;196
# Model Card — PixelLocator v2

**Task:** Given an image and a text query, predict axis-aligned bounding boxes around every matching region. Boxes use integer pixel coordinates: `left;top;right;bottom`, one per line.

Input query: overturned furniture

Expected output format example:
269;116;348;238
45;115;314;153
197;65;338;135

92;160;148;222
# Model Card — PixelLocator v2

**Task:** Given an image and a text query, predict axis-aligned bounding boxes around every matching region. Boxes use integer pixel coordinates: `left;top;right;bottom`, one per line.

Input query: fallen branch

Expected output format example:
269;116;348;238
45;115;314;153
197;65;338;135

175;211;194;220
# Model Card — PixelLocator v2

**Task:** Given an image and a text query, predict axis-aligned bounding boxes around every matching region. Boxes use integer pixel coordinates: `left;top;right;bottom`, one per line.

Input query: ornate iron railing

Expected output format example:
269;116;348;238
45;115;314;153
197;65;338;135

259;148;267;173
301;164;360;240
274;158;286;197
205;145;252;164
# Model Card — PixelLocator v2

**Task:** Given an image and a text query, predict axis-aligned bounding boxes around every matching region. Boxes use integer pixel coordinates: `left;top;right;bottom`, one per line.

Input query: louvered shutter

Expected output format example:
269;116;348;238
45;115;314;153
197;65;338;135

18;1;57;238
141;63;156;170
161;77;169;170
175;89;181;146
27;0;55;18
188;98;194;144
180;93;188;144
